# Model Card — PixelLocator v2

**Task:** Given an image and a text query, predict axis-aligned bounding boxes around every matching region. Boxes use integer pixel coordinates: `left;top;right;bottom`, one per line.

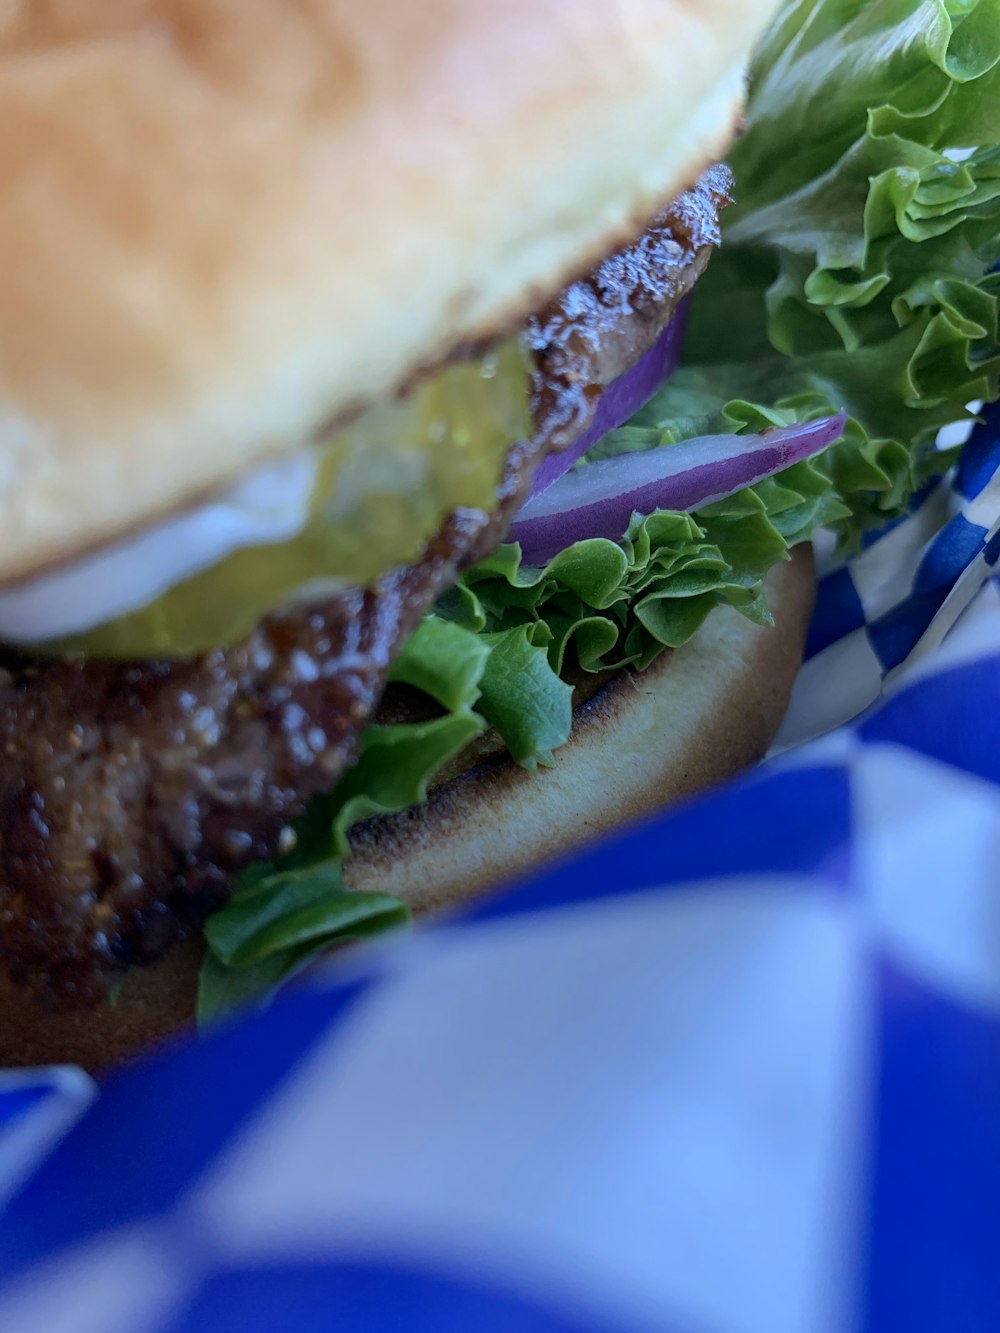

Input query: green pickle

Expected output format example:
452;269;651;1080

55;341;531;659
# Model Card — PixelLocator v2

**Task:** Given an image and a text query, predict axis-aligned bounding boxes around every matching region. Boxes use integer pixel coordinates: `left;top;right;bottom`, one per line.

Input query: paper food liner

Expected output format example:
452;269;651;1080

1;412;999;1333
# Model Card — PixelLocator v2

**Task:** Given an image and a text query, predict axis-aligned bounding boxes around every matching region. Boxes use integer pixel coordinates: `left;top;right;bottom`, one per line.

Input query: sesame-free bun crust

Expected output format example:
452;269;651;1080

0;548;813;1071
0;0;777;582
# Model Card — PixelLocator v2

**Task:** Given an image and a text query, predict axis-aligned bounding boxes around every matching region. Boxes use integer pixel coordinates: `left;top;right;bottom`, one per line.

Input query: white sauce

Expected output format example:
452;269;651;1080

0;451;319;643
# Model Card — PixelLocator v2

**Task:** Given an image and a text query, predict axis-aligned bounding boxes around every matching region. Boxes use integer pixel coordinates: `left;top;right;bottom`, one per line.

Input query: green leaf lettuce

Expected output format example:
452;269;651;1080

198;0;1000;1021
198;616;569;1022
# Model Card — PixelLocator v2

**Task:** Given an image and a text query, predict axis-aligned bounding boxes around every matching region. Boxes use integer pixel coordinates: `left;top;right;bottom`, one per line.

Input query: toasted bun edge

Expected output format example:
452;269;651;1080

0;0;779;580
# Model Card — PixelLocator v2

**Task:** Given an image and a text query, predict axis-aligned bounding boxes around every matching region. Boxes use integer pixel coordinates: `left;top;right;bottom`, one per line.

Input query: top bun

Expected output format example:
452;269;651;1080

0;0;777;582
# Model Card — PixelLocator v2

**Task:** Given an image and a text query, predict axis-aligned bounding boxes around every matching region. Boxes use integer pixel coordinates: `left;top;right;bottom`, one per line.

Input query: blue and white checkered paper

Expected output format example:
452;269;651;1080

776;402;1000;749
1;413;999;1333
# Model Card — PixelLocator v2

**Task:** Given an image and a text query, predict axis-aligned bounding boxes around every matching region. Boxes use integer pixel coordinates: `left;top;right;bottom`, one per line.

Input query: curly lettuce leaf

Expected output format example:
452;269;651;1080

476;626;573;769
197;0;1000;1024
648;0;1000;543
461;0;1000;667
447;456;845;675
198;869;408;1025
197;616;570;1022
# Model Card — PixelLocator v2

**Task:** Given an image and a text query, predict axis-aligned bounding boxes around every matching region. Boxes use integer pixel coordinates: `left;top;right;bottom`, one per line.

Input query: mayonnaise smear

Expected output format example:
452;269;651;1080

0;452;319;644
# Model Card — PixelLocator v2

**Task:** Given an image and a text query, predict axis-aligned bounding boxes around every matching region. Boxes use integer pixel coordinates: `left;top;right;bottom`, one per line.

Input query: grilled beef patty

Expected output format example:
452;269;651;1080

0;167;730;1005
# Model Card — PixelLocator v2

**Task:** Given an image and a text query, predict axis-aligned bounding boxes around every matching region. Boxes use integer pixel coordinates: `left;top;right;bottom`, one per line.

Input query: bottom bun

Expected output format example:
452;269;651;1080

0;546;814;1072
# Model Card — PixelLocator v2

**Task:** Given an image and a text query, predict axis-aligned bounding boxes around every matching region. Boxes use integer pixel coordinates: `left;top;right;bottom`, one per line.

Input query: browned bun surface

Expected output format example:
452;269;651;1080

0;0;777;583
0;938;204;1074
0;548;814;1071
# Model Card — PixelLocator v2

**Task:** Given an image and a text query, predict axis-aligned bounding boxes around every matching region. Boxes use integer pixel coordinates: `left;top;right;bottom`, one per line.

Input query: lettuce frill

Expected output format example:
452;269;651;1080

198;0;1000;1021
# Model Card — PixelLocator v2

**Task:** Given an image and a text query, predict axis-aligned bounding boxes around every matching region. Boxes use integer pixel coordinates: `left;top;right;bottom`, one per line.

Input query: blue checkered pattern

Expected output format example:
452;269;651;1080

2;417;1000;1332
0;1069;95;1217
776;406;1000;751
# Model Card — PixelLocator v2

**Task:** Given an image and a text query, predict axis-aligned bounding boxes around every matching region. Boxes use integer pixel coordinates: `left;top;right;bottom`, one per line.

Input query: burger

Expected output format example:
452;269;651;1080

1;0;997;1069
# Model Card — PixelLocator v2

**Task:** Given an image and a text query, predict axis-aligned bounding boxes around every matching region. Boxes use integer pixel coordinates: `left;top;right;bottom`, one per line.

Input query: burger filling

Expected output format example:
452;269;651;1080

4;0;999;1022
0;168;729;1006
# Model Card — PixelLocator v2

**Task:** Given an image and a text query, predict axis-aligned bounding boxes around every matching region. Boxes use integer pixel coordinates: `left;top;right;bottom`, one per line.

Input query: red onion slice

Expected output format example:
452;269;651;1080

512;413;848;566
528;306;688;500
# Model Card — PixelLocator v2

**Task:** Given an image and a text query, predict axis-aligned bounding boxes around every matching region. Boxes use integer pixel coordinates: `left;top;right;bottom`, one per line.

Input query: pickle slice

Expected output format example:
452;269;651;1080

52;342;530;660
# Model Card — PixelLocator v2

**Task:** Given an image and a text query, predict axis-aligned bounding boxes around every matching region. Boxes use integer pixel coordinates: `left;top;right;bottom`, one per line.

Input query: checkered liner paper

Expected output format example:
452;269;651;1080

1;405;999;1333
